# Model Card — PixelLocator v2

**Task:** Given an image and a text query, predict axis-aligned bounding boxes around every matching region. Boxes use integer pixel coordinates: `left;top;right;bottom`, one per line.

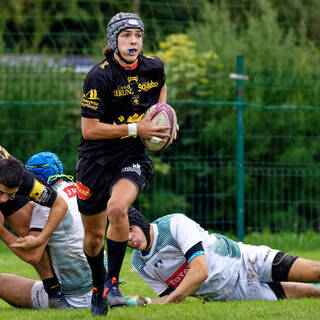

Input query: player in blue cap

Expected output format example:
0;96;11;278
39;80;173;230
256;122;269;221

25;151;64;185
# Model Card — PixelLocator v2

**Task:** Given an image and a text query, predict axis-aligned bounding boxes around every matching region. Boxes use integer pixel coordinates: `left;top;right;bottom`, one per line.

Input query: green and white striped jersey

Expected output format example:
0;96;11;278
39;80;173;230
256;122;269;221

30;181;92;296
131;214;242;300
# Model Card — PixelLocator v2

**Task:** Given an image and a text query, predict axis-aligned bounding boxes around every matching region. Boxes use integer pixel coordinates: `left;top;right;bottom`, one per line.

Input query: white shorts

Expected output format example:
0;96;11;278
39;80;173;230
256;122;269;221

228;243;280;301
30;281;92;309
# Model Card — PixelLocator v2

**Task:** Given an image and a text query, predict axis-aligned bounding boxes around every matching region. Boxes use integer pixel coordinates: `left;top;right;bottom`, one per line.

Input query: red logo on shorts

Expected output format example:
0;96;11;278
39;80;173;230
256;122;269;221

76;181;92;200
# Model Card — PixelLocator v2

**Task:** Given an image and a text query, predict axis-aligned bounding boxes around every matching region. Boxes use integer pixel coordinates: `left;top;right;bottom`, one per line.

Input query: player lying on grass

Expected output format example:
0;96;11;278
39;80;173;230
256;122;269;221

127;208;320;303
0;147;69;308
0;152;144;310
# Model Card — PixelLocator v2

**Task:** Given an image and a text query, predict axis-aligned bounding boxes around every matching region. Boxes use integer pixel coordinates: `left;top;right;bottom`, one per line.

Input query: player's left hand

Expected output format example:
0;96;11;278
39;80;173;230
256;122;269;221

11;235;44;249
126;295;150;307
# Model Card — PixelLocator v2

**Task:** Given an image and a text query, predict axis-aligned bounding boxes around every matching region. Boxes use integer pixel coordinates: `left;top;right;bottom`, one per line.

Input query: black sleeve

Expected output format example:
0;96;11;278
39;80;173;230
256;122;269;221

0;194;30;218
159;285;175;297
18;170;57;207
184;241;204;263
81;66;110;119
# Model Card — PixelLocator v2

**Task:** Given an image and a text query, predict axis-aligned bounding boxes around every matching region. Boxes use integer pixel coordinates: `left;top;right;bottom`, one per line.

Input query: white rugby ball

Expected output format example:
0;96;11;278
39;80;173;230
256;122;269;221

141;103;177;152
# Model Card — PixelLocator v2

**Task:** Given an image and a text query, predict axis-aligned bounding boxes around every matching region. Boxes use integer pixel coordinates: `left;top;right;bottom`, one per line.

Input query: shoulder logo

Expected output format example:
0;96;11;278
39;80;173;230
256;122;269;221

100;61;109;69
0;146;10;159
29;180;45;201
144;55;155;59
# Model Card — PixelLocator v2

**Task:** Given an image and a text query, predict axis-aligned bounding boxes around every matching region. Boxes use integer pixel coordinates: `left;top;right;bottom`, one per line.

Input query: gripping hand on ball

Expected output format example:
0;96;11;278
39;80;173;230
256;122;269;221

138;109;171;142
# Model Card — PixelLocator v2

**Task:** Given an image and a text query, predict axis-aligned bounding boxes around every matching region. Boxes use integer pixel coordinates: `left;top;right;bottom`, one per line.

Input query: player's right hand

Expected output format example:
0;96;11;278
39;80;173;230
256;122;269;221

11;235;44;250
137;109;170;140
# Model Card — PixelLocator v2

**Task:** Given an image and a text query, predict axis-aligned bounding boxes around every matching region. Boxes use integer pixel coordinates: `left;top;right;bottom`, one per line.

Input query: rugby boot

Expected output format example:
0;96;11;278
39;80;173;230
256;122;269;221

48;290;72;309
91;285;109;316
105;277;127;308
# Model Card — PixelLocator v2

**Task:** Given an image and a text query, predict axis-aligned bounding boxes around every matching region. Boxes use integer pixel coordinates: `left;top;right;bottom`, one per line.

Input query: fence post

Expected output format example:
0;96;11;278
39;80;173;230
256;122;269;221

236;54;245;242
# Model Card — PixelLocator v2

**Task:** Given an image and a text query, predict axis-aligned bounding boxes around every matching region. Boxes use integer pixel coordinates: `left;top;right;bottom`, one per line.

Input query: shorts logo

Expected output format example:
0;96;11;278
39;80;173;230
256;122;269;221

76;181;92;200
121;163;141;175
29;180;45;202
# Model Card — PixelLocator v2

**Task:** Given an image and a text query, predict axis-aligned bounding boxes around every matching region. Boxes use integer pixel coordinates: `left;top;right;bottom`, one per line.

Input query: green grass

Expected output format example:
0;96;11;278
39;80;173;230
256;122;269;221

0;243;320;320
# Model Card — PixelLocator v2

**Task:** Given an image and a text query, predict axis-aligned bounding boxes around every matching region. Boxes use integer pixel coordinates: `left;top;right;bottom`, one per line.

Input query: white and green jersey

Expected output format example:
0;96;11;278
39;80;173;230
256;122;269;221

131;214;243;300
30;181;92;296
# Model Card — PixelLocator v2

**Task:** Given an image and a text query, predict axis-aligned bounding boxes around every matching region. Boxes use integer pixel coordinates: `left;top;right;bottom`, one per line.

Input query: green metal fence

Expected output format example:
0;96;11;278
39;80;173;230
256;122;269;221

1;0;320;250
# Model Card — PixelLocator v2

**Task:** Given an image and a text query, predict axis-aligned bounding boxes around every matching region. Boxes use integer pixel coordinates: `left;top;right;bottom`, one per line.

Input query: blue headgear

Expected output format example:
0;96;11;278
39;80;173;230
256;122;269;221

25;152;63;185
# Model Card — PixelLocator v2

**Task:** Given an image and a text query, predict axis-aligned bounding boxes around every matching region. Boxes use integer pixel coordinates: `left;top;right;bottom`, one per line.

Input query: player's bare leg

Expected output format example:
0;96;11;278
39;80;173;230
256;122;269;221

288;258;320;282
105;178;138;308
0;273;35;308
280;257;320;298
281;282;320;298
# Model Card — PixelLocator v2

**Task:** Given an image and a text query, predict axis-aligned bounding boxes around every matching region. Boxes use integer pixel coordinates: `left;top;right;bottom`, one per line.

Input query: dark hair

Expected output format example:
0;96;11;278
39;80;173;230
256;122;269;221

103;45;113;58
0;158;25;188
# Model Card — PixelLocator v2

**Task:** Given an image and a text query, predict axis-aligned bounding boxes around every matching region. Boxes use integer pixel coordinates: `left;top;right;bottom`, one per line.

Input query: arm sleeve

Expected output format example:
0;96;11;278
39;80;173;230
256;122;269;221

184;241;205;264
19;170;57;207
29;203;49;231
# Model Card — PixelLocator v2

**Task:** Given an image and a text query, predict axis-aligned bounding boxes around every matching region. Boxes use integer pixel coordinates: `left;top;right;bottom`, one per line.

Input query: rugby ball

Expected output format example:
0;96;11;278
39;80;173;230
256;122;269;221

141;103;177;152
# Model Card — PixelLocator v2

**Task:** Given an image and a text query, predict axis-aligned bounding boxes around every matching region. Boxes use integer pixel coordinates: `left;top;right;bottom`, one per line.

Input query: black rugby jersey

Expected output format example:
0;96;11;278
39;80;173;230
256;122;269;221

78;55;166;166
0;146;57;217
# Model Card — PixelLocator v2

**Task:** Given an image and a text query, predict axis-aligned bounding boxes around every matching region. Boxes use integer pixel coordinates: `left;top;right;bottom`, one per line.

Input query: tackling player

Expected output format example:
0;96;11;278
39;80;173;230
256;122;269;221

0;146;67;249
0;152;143;310
76;12;171;316
0;146;68;307
128;208;320;303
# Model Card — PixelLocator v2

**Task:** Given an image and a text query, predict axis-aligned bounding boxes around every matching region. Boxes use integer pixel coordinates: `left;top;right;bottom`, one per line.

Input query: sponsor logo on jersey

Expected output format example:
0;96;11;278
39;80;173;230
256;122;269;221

138;80;158;92
152;257;163;268
76;181;92;200
164;262;190;288
0;146;10;159
113;84;134;97
63;185;77;198
113;80;159;97
81;89;100;110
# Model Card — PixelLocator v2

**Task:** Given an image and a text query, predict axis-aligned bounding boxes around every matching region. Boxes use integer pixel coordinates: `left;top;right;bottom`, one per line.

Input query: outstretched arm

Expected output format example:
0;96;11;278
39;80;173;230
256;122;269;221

151;254;208;304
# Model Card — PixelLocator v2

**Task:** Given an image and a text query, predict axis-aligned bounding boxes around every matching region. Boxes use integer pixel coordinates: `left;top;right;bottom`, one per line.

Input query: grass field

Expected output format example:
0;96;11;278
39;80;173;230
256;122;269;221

0;244;320;320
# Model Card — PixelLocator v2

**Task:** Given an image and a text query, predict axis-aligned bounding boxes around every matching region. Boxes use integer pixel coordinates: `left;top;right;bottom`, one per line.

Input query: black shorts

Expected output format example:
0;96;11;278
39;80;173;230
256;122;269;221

0;194;30;218
76;155;153;215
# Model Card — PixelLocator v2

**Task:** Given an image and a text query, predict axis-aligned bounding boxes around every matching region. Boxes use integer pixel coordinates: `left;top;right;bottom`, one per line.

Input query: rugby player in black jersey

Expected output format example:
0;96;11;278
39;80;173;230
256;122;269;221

0;146;69;308
76;12;173;316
